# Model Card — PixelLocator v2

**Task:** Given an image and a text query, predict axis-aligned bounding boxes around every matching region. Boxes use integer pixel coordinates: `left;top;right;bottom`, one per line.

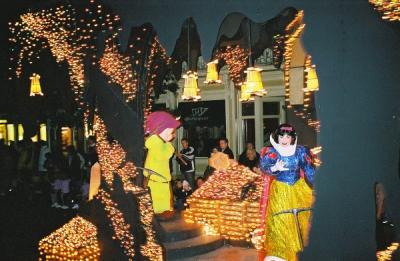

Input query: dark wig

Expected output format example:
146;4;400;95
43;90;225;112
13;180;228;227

272;123;297;145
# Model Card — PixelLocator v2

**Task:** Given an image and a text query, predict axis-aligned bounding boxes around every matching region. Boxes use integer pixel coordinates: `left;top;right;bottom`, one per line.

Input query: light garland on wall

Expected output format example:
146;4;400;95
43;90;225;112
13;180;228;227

216;45;248;87
38;216;100;260
370;0;400;22
97;189;136;258
94;114;163;260
9;0;121;108
272;34;284;68
283;11;321;132
100;38;138;103
376;242;400;261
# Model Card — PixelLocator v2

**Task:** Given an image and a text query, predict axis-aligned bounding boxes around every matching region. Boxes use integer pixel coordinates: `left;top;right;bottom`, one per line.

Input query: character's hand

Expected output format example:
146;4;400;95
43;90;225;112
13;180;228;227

271;160;289;172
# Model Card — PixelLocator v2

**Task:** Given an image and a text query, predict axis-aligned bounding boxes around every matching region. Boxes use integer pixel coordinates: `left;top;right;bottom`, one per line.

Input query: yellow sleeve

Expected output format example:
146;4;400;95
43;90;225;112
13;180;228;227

145;135;162;149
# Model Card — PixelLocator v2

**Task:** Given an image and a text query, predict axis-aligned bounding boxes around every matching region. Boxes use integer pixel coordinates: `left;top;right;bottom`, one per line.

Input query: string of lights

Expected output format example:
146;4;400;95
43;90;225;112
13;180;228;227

369;0;400;22
9;0;121;108
215;45;248;87
94;114;163;260
100;37;138;103
283;11;321;132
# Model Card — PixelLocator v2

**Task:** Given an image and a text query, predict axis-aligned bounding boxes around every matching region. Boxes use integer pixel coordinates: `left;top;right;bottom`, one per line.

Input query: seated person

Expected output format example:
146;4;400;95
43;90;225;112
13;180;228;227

238;148;260;172
238;142;260;163
195;176;204;190
174;180;192;211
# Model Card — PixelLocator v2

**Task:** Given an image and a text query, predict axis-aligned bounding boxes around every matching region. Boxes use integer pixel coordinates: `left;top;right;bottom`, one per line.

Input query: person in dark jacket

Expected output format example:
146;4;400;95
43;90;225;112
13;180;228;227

239;148;260;172
176;138;196;188
218;137;234;159
239;142;260;164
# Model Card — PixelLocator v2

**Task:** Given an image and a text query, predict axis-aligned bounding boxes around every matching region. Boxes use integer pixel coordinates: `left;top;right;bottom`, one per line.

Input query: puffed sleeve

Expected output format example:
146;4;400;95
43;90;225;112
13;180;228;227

259;147;279;175
298;146;315;185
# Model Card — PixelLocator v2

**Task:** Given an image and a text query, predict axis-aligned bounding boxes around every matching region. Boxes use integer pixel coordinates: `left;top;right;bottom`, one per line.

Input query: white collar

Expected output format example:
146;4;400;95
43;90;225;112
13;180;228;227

270;135;297;157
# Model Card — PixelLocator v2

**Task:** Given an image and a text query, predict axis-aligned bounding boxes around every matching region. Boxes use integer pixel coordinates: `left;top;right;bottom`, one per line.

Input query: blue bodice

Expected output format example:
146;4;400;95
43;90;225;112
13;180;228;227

259;146;315;185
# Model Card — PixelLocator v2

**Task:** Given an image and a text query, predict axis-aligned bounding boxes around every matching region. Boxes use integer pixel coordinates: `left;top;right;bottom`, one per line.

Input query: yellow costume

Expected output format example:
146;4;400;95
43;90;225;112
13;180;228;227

264;179;312;261
144;135;174;214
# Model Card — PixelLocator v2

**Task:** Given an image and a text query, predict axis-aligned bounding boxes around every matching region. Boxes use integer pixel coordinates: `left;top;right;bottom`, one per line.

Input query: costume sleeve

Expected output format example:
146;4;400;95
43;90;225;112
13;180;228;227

145;134;162;149
259;147;279;175
299;146;316;185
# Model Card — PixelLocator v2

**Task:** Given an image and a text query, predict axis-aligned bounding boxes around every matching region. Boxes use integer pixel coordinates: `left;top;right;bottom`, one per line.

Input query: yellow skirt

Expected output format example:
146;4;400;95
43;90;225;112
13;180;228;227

148;180;172;214
264;178;313;261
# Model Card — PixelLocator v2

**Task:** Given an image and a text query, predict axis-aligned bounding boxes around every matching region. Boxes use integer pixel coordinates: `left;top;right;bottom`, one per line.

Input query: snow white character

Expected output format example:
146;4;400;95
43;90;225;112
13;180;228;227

259;124;315;261
144;111;181;214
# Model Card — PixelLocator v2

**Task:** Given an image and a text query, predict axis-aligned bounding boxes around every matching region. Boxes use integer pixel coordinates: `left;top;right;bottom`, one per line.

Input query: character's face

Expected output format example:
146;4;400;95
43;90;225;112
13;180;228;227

159;128;176;142
219;140;228;150
278;134;292;147
181;140;188;149
176;181;182;188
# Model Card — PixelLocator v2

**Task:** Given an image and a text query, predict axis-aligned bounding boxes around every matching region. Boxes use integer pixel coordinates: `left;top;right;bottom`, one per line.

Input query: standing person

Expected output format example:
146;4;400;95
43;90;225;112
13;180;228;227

37;141;50;193
66;145;82;209
85;136;101;201
176;138;196;189
144;111;181;215
218;137;234;159
259;124;315;261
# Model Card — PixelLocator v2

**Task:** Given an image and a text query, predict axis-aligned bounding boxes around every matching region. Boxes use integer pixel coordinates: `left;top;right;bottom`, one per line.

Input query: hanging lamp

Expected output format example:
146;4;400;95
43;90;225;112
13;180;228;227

181;19;201;100
244;67;266;96
239;83;254;102
182;70;201;101
30;73;43;96
240;19;266;101
304;65;319;91
204;60;221;84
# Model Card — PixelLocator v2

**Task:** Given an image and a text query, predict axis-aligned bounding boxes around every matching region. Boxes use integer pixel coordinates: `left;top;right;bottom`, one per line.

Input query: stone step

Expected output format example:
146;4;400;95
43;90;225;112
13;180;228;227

160;218;203;242
173;245;259;261
164;235;224;260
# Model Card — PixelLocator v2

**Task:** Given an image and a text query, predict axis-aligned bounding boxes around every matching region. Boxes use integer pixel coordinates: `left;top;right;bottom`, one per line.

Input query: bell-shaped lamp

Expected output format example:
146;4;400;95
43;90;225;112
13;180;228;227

239;83;255;102
204;60;221;84
30;73;43;96
305;65;319;91
182;71;201;101
244;67;266;97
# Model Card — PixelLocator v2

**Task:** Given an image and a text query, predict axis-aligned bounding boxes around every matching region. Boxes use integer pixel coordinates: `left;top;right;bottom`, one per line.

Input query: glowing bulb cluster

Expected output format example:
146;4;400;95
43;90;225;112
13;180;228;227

184;162;263;242
9;0;121;108
376;242;400;261
94;114;163;260
370;0;400;22
283;11;321;132
215;45;248;87
38;216;100;260
100;38;138;103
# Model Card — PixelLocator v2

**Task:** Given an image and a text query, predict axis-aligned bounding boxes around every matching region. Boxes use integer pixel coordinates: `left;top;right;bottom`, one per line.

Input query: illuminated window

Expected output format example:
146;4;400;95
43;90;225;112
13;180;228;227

0;124;6;142
40;123;47;141
61;127;72;151
18;124;24;141
7;124;15;142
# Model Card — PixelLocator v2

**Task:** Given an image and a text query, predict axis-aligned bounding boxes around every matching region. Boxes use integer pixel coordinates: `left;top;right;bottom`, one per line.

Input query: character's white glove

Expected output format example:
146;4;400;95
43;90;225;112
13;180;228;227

270;159;289;172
